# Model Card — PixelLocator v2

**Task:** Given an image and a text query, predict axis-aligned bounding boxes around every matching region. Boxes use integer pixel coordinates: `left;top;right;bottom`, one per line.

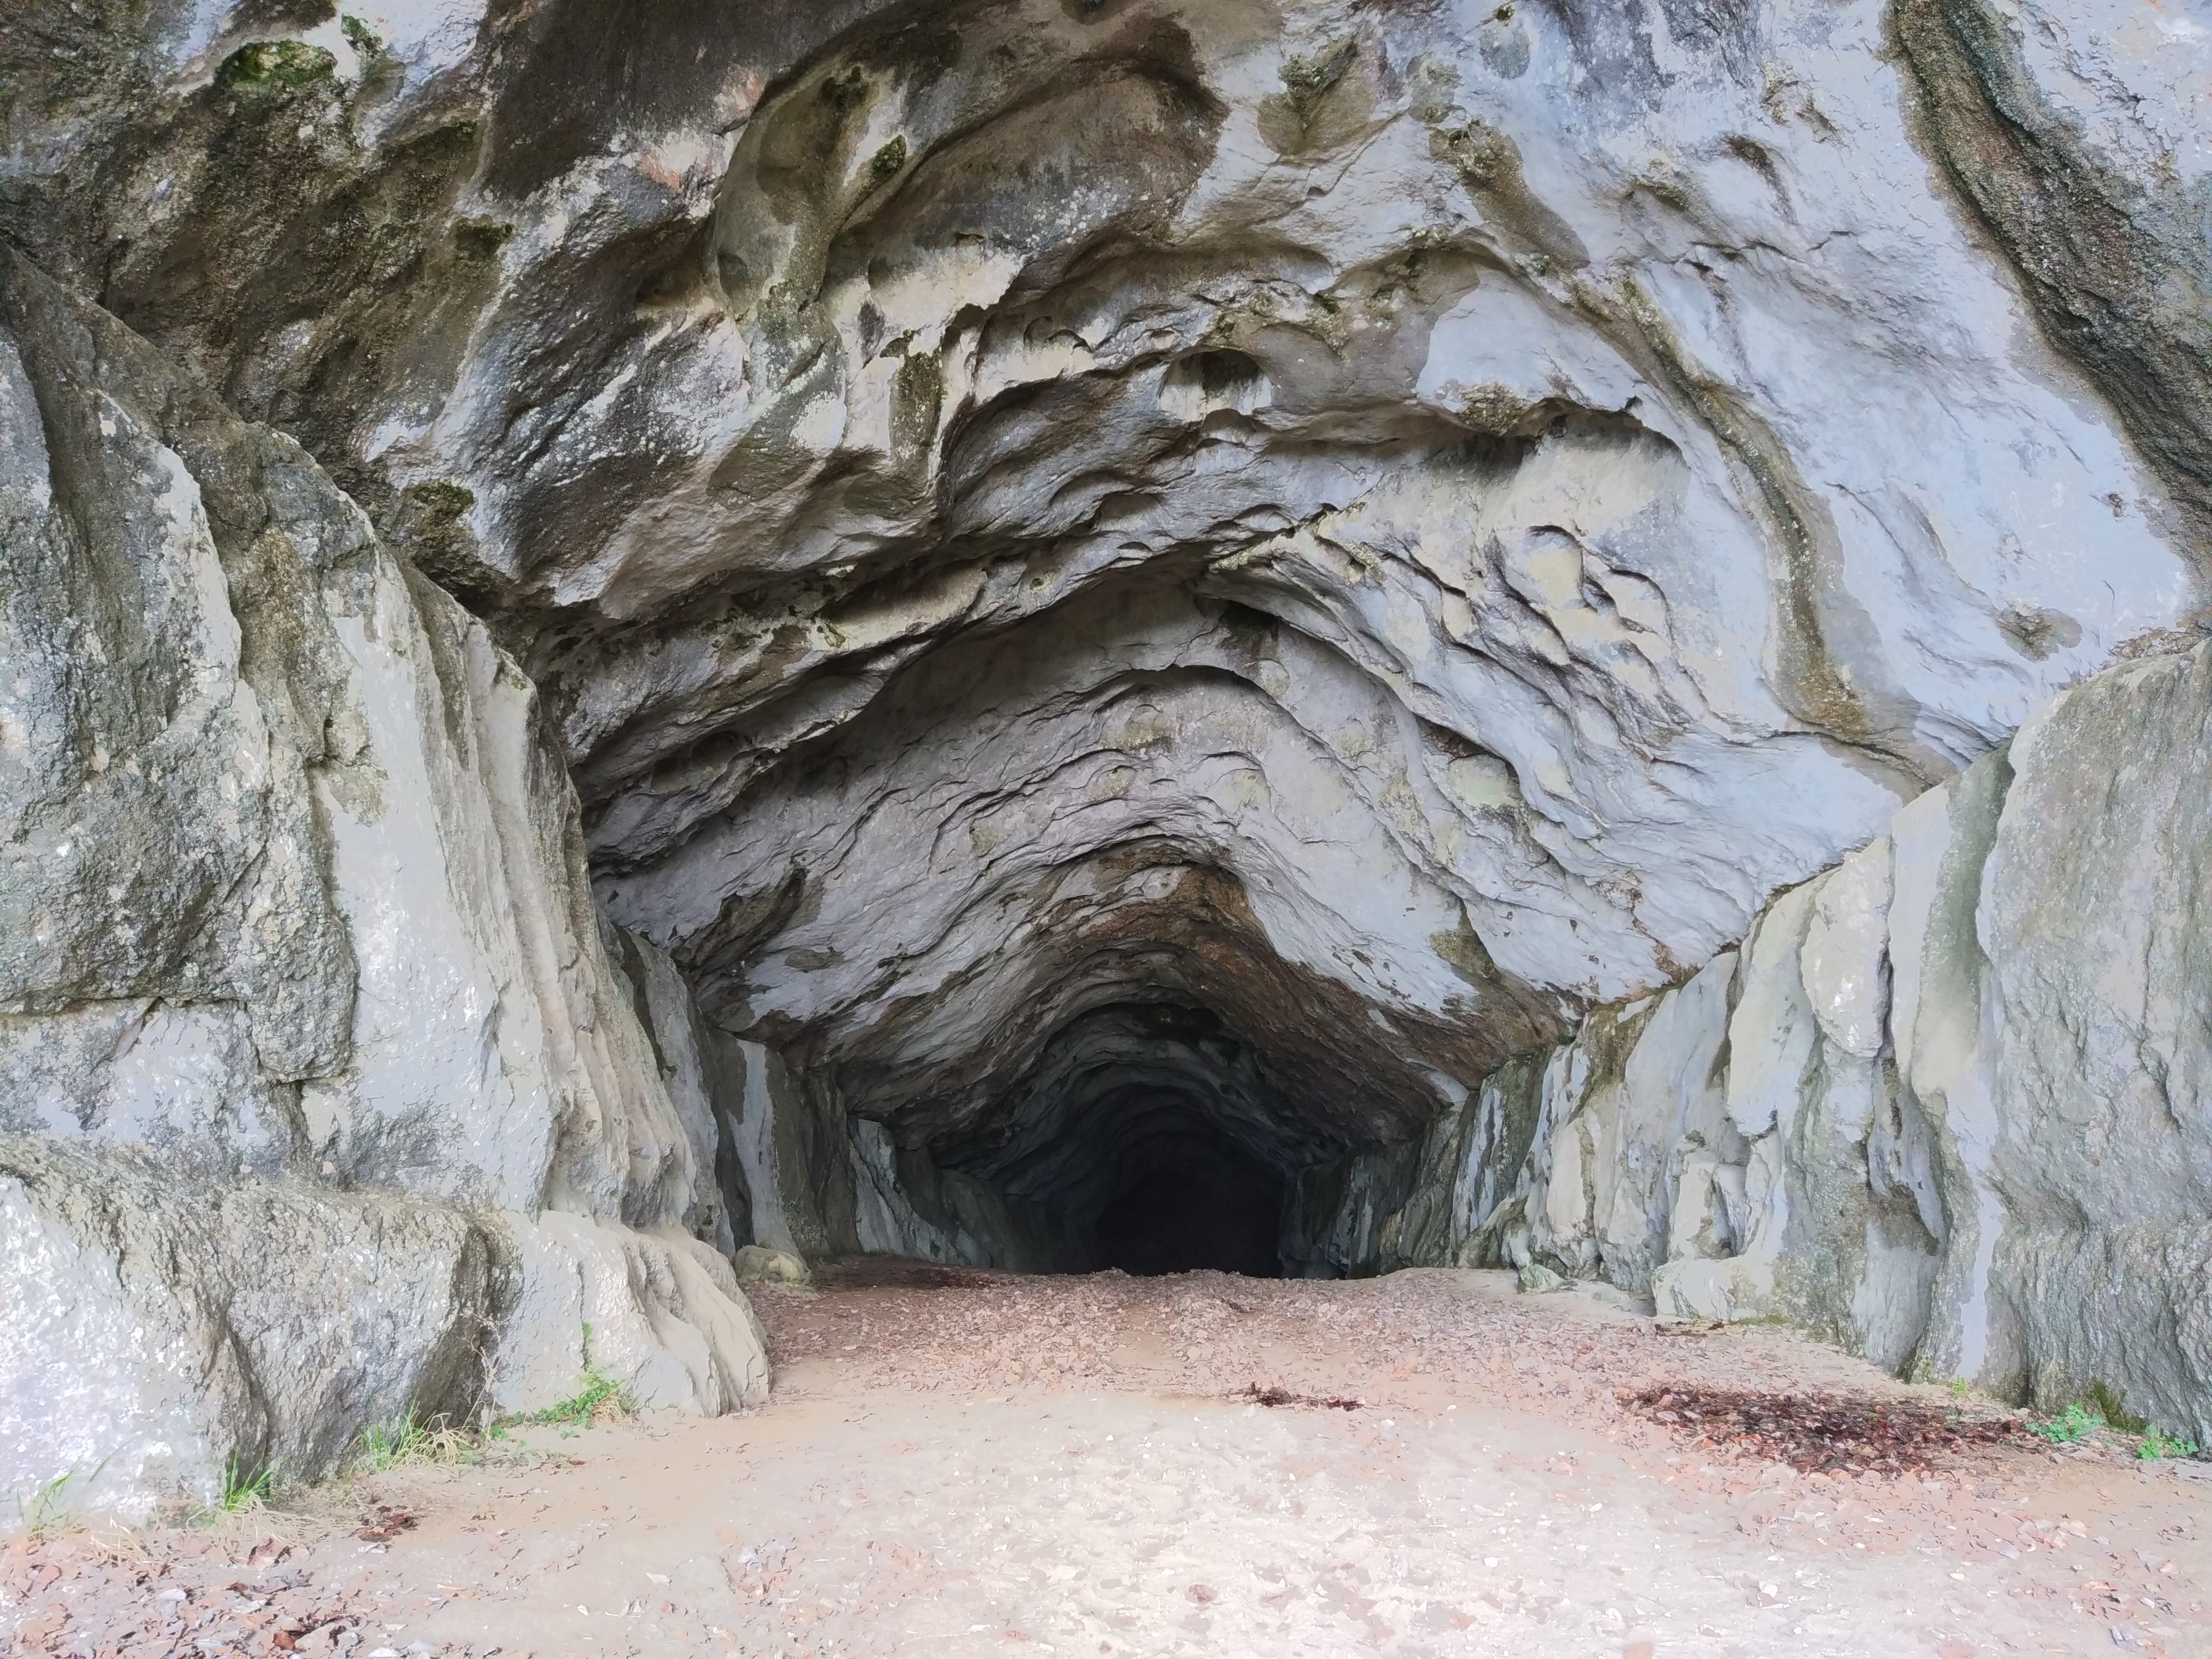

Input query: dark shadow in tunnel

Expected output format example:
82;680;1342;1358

1093;1119;1287;1277
921;1000;1355;1279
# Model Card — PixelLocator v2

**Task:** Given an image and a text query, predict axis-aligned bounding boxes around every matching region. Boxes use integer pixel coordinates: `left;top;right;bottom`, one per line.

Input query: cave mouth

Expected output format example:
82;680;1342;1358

1091;1107;1289;1277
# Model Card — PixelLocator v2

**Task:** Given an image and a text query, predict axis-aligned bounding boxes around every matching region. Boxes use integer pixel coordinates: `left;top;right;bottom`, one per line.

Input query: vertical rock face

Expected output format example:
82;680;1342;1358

1329;638;2212;1442
1893;0;2212;543
1973;645;2212;1434
0;252;765;1521
3;0;2212;1509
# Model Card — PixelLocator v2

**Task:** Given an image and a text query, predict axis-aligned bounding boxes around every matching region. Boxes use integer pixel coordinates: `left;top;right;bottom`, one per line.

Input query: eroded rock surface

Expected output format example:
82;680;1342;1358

1323;639;2212;1443
0;251;765;1519
3;0;2211;1511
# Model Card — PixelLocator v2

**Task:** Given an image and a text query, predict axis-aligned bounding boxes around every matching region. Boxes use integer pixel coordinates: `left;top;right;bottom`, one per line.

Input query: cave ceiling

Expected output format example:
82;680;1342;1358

15;0;2199;1165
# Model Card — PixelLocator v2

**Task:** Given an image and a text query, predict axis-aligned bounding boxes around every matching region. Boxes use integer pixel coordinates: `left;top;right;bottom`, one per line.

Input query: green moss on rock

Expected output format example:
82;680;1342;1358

219;40;338;93
452;220;513;263
869;135;909;182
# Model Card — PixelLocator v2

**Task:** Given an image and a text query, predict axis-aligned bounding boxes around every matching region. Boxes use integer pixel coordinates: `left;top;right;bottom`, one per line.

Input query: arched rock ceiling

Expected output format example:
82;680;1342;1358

27;0;2204;1159
560;0;2193;1151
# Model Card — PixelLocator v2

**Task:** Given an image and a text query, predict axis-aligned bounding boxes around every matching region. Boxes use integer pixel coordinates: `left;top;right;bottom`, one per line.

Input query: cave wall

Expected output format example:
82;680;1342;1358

4;0;2212;1517
0;252;765;1522
1318;636;2212;1443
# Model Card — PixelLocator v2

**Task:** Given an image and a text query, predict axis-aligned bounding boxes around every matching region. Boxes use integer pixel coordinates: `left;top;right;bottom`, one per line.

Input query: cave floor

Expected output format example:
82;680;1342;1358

9;1269;2209;1658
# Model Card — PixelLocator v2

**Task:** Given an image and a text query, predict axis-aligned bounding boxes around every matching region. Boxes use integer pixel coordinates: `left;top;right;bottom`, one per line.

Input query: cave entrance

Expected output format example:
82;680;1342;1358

1092;1110;1288;1278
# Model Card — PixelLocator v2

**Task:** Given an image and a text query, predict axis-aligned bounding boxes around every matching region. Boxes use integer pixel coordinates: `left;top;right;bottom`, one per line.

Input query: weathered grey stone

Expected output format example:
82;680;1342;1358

1976;643;2212;1437
732;1245;811;1287
716;1037;843;1265
1799;839;1892;1061
613;927;750;1255
0;1135;495;1522
6;0;2212;1500
1895;0;2212;541
1464;953;1740;1295
850;1118;978;1269
0;248;772;1521
1337;640;2212;1441
11;0;2206;1274
488;1213;769;1418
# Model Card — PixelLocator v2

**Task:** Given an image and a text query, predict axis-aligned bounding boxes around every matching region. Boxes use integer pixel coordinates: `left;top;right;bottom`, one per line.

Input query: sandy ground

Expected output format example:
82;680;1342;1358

5;1265;2208;1658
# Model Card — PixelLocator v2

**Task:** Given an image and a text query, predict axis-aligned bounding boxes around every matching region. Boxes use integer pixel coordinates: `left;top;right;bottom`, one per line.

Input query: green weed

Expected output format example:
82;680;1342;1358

215;1454;278;1514
355;1414;476;1473
868;136;908;181
518;1323;635;1432
2137;1428;2202;1462
346;1326;632;1472
356;1417;430;1473
13;1464;97;1537
2030;1401;2103;1445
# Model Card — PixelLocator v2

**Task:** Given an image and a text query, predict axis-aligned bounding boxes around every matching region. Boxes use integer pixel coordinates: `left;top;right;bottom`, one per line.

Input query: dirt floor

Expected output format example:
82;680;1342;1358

5;1265;2209;1658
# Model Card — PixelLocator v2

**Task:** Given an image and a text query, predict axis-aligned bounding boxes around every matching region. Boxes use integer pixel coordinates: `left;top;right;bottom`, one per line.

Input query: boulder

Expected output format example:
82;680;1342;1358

0;1136;494;1521
732;1245;812;1288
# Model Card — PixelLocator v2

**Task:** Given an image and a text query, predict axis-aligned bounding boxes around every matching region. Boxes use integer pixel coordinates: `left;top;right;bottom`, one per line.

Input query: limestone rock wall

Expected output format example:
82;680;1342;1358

7;0;2208;1217
1322;639;2212;1442
0;253;764;1522
7;0;2212;1510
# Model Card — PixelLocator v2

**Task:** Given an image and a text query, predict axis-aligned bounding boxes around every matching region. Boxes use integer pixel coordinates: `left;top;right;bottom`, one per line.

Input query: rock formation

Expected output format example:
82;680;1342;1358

2;0;2208;1514
0;253;766;1519
1301;640;2212;1442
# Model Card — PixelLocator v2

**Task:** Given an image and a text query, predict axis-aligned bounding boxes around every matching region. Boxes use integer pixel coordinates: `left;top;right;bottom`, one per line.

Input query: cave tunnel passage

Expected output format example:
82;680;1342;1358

1091;1105;1289;1277
923;1002;1355;1279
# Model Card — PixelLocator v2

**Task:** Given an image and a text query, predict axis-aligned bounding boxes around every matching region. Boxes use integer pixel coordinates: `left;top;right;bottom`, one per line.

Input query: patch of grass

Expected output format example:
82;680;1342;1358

521;1369;632;1431
518;1323;635;1432
348;1328;632;1475
13;1463;99;1538
342;1328;632;1478
2137;1428;2201;1462
355;1414;477;1473
356;1417;431;1473
525;1374;628;1431
2030;1401;2103;1445
214;1454;278;1514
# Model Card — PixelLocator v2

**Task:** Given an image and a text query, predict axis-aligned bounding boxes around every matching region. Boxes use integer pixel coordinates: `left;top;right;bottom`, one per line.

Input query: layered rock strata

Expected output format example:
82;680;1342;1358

0;253;765;1521
1303;638;2212;1444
